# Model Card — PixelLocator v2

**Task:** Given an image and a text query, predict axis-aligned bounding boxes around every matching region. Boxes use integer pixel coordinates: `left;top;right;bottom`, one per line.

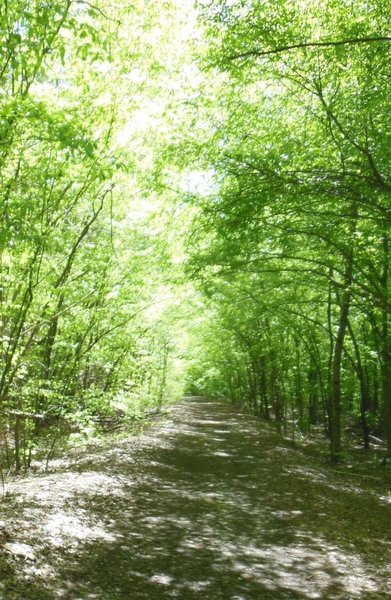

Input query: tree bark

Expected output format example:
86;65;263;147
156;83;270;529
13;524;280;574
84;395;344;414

379;232;391;456
328;203;357;463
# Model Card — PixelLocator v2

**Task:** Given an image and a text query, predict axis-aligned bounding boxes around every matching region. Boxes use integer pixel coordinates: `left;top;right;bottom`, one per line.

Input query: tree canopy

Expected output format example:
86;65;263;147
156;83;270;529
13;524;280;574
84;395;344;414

0;0;390;468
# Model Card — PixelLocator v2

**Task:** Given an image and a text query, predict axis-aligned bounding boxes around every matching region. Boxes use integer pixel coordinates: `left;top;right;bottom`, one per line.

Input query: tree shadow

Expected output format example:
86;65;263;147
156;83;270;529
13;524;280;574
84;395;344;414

1;399;389;599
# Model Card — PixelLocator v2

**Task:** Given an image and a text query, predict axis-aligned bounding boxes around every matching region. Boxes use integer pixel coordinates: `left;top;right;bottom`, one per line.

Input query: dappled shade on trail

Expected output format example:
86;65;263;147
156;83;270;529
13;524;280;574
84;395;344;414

2;398;390;599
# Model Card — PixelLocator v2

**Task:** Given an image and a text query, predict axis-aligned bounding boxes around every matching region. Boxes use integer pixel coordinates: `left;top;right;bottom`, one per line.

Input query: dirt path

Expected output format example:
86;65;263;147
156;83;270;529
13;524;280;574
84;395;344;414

1;398;390;599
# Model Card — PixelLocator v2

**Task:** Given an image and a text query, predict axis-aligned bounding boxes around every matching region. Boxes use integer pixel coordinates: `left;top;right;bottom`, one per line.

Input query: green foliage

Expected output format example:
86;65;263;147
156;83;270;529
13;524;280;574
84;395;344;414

0;0;390;469
0;0;200;471
175;0;391;460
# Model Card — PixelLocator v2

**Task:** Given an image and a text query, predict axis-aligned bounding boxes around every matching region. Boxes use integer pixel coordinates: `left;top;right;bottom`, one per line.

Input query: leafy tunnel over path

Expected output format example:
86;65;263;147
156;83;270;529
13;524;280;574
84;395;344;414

1;398;390;599
0;2;390;595
1;0;390;470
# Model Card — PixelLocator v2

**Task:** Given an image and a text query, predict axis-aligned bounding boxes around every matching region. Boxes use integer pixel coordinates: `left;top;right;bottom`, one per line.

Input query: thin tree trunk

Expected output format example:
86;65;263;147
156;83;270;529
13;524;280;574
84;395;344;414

347;319;370;449
328;202;357;463
379;232;391;456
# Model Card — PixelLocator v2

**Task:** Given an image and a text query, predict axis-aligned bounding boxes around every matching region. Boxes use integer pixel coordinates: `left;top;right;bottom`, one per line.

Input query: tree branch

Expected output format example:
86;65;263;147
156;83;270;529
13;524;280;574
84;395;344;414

228;36;391;60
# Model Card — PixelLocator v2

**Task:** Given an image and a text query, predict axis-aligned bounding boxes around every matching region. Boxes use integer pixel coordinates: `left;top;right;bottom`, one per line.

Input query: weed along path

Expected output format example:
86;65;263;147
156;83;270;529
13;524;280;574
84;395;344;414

1;398;390;599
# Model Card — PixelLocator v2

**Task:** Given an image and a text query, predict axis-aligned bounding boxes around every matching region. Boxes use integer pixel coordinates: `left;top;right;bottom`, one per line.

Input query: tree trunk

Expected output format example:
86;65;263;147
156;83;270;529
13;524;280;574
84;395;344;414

347;319;370;449
328;202;357;463
259;355;269;419
379;232;391;456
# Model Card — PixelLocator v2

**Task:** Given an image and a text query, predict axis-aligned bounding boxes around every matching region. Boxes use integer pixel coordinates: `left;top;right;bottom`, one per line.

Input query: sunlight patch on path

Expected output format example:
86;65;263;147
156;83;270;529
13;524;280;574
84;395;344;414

44;512;117;547
9;472;133;504
226;539;379;599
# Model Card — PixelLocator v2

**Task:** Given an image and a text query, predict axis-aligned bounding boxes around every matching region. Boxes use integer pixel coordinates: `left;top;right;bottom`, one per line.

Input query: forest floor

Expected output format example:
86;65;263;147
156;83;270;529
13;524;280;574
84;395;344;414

0;398;390;599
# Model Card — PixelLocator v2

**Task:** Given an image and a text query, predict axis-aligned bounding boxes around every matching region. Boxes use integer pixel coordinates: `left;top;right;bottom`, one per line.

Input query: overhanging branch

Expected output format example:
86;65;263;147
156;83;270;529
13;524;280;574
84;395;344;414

228;36;391;60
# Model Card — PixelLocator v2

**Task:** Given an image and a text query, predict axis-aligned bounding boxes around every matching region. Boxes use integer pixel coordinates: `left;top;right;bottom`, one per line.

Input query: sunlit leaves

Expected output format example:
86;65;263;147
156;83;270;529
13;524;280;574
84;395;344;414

0;0;203;470
178;0;391;457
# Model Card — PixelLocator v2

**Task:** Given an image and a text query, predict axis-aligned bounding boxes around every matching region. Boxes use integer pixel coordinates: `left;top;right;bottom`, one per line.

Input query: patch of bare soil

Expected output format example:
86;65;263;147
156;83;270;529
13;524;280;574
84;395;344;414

0;399;390;599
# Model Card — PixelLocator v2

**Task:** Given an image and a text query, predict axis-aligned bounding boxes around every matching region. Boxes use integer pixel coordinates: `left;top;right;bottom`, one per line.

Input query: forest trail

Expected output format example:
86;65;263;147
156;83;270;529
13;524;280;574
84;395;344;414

1;398;390;599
